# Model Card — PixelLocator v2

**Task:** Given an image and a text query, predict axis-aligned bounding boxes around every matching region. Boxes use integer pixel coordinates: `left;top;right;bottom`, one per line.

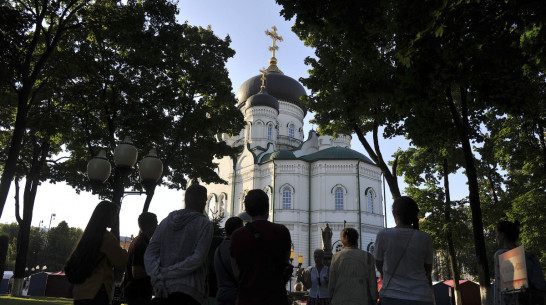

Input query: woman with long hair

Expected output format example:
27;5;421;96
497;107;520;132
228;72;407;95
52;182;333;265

65;200;128;305
374;196;433;305
328;227;378;305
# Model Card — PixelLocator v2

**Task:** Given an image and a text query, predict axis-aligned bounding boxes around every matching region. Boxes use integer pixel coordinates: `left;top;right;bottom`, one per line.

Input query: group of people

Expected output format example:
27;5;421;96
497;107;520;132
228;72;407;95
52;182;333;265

64;184;545;305
65;185;292;305
300;196;434;305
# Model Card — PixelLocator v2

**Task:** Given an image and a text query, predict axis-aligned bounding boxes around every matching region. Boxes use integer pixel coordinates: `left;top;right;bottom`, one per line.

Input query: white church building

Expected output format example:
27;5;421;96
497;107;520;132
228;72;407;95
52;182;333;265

204;28;385;266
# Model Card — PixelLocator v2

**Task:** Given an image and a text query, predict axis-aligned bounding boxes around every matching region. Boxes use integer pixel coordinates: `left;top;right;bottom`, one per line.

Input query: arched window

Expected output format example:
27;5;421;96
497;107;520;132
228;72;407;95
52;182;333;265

367;190;374;213
335;187;344;210
206;194;218;218
219;193;227;216
240;190;249;213
267;124;273;140
282;187;292;209
289;124;295;139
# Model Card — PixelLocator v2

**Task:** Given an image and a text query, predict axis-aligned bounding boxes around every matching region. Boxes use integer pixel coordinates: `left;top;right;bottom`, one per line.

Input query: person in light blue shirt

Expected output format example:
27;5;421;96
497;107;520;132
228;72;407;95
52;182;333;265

299;249;330;305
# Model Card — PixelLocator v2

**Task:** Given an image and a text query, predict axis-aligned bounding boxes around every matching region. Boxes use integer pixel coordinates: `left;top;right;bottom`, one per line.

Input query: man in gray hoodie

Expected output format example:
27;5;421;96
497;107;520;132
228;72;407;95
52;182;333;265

144;183;213;305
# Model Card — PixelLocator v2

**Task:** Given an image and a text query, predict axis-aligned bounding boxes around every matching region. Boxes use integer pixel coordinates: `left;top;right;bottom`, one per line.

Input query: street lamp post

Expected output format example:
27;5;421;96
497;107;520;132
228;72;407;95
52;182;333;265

87;137;163;239
48;213;56;231
139;149;163;213
289;248;296;293
295;253;305;292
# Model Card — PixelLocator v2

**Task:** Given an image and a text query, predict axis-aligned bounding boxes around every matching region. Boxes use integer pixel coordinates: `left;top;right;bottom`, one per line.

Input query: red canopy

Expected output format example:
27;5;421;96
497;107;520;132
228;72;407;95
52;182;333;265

443;279;469;287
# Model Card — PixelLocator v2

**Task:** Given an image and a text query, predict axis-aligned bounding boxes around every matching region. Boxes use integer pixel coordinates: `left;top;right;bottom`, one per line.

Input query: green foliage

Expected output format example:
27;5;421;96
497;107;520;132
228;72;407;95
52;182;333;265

44;0;244;198
0;222;19;270
480;112;546;268
210;212;226;238
0;221;82;273
277;1;546;292
43;221;82;272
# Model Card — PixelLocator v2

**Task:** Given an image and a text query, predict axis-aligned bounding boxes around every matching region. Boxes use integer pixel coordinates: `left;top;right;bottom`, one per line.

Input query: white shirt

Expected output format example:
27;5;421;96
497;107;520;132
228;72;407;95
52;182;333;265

308;266;329;298
374;227;433;302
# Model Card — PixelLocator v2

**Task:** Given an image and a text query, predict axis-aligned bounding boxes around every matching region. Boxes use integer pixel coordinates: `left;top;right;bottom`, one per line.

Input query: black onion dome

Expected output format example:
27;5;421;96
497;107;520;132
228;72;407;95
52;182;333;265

247;88;279;112
237;72;307;114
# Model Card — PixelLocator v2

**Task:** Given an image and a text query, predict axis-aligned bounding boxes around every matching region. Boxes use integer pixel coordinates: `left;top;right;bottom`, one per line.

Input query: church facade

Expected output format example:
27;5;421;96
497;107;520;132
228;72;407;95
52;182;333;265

204;28;385;266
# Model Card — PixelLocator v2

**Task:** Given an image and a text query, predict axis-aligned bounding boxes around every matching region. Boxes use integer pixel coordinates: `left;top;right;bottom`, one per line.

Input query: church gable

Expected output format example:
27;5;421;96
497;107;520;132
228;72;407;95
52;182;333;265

293;130;319;158
237;144;257;169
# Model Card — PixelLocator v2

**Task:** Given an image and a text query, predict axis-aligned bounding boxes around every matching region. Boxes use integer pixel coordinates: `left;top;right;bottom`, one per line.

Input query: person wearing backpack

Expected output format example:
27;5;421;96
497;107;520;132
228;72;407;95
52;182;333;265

64;200;128;305
494;220;546;305
230;189;292;305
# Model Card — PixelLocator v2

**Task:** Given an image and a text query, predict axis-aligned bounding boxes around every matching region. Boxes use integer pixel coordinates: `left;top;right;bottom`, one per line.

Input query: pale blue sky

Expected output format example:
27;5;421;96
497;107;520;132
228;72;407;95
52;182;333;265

1;0;469;239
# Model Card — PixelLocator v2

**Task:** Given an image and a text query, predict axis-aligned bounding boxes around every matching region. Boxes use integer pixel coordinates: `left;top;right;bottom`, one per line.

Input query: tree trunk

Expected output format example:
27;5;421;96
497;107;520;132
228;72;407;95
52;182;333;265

0;97;29;218
443;158;463;305
12;221;31;297
352;122;401;199
11;278;24;297
446;87;491;305
486;167;500;205
11;141;49;296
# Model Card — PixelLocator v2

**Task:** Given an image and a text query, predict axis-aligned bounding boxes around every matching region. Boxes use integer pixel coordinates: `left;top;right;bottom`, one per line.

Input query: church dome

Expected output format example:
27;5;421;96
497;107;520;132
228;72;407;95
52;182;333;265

246;88;279;112
301;147;375;164
237;72;307;113
260;149;296;162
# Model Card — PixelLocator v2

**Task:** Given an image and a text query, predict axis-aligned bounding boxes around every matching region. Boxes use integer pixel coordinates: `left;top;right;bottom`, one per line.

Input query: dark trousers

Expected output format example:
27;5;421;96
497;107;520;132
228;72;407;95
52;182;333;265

125;278;153;305
380;297;434;305
74;285;109;305
167;292;199;305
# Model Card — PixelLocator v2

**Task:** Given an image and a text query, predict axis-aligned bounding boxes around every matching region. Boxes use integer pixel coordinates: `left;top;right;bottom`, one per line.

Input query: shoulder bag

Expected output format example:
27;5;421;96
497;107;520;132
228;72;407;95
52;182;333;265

377;230;415;305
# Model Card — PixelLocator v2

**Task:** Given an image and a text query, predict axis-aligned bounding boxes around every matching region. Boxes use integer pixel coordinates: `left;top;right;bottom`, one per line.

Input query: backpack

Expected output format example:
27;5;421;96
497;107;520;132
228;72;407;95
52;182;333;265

64;253;105;284
245;223;293;285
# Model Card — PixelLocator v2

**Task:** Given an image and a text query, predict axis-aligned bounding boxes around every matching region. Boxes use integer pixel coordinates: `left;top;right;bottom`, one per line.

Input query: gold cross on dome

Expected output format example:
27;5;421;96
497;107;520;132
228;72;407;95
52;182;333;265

265;26;283;58
259;67;268;88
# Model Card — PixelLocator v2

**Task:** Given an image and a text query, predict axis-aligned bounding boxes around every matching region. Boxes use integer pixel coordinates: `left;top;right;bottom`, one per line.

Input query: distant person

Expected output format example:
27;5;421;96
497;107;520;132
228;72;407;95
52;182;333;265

65;200;128;305
144;183;213;305
230;189;292;305
214;217;244;305
299;249;330;305
123;212;158;305
494;220;546;305
207;224;224;305
374;196;433;305
237;212;252;224
328;228;377;305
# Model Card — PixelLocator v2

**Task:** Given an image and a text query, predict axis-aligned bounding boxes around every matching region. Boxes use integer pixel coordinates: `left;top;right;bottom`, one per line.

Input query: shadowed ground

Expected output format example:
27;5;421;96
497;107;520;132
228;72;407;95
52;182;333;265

0;296;73;305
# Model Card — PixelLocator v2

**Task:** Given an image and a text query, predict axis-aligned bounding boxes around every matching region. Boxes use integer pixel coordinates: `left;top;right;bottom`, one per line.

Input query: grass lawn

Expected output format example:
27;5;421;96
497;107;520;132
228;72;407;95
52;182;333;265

0;295;73;305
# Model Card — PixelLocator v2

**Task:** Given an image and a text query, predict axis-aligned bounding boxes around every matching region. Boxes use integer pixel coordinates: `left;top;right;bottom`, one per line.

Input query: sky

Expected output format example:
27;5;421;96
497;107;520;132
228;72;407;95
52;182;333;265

0;0;470;238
